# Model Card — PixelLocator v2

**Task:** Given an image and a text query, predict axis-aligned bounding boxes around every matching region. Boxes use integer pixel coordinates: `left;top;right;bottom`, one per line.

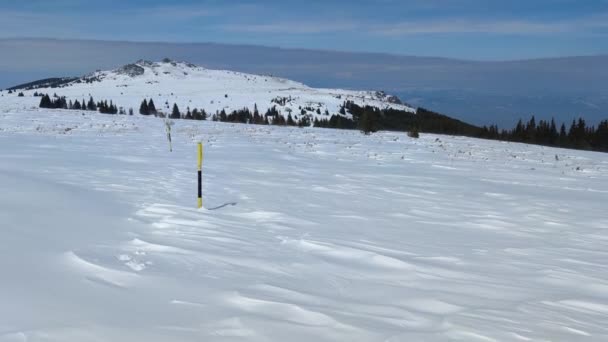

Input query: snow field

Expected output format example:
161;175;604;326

1;109;608;341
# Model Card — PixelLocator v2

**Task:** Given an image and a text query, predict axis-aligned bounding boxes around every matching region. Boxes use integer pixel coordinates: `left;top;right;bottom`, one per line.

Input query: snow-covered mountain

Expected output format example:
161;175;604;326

2;58;415;119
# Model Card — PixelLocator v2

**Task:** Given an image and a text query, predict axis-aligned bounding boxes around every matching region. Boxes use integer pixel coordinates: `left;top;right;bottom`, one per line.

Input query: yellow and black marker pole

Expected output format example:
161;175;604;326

197;142;203;209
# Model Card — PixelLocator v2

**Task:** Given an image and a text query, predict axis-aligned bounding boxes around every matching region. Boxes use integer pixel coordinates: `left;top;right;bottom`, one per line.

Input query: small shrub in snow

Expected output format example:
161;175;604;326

408;129;420;138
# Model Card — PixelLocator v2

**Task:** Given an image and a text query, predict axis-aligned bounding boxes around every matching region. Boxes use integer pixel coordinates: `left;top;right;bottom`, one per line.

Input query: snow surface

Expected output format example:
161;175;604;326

1;109;608;341
0;59;414;120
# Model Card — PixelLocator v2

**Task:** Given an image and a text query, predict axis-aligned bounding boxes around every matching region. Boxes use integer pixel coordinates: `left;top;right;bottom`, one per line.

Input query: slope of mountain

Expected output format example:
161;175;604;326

1;59;415;120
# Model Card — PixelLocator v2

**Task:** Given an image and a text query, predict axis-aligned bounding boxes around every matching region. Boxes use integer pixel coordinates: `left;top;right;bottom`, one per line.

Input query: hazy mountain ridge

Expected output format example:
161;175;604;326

1;38;607;127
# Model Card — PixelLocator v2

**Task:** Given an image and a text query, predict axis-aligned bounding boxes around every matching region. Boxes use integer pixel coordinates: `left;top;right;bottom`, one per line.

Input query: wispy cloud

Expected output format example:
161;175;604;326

0;10;82;38
373;15;608;36
218;13;608;36
0;5;221;41
1;1;607;59
127;5;218;20
221;21;358;34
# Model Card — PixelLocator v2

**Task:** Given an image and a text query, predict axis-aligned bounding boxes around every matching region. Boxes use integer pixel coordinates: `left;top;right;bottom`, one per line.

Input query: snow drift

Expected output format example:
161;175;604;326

1;108;607;341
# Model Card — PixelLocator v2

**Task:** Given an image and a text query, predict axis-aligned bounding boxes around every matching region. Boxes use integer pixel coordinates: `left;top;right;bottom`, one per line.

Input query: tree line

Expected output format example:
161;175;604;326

330;101;481;136
39;94;126;114
337;101;608;152
38;94;608;152
478;116;608;152
140;99;313;126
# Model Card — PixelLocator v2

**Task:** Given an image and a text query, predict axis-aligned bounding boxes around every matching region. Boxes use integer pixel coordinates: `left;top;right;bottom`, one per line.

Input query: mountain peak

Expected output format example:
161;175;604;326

136;59;156;67
115;63;145;77
112;59;200;78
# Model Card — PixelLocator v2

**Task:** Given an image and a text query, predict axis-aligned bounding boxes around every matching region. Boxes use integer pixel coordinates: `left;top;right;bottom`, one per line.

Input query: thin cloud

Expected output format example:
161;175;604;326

218;13;608;36
373;14;608;36
128;5;218;20
221;22;358;34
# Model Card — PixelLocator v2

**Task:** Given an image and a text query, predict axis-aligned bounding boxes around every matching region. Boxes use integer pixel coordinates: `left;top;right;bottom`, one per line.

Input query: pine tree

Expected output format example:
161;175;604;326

358;110;378;135
525;116;537;142
58;97;68;109
548;118;557;145
595;120;608;150
253;107;262;124
575;118;588;147
568;120;576;141
514;119;524;141
148;99;157;114
39;94;52;108
139;99;149;115
87;97;97;111
191;108;200;120
171;103;181;119
559;123;567;145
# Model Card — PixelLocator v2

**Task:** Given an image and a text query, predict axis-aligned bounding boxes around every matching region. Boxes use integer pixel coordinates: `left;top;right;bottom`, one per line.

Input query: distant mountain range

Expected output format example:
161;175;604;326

1;38;607;127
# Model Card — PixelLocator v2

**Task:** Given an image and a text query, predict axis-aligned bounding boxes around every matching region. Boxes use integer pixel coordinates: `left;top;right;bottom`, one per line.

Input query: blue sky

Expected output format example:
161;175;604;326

1;0;608;59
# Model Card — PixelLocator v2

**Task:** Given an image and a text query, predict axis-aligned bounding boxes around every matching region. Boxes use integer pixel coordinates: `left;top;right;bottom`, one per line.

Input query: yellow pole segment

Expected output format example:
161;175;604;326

197;142;203;169
197;142;203;208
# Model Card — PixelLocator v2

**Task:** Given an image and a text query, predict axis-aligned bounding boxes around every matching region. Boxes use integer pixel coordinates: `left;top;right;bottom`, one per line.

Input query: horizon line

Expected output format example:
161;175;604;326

3;36;607;63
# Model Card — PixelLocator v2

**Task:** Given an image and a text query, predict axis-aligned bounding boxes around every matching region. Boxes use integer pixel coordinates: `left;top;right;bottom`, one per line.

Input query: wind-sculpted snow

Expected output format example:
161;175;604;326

1;110;608;341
